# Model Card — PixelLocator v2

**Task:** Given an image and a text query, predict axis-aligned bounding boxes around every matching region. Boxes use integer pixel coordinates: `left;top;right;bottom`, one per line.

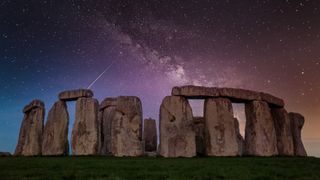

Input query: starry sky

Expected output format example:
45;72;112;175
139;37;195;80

0;0;319;156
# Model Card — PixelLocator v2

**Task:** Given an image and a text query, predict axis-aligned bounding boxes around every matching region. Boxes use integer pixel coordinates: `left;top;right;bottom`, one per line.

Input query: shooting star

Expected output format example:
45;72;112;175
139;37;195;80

87;61;115;89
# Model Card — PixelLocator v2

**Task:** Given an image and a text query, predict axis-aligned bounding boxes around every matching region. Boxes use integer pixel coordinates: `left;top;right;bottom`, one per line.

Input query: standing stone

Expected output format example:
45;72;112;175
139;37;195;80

193;117;205;156
72;98;100;155
289;113;307;156
99;98;117;155
42;101;69;156
100;97;144;157
15;100;45;156
271;108;294;156
144;118;157;152
112;96;143;156
204;98;241;156
244;100;278;156
159;96;195;157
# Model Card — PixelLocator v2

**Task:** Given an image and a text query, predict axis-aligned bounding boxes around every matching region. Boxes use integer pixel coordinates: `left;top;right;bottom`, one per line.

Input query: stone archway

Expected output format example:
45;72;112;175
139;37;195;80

159;86;306;157
41;89;100;156
15;100;45;156
15;91;145;157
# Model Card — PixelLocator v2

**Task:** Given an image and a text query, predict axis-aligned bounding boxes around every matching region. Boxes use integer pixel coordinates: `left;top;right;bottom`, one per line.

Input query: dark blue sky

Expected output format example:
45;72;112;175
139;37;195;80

1;0;320;156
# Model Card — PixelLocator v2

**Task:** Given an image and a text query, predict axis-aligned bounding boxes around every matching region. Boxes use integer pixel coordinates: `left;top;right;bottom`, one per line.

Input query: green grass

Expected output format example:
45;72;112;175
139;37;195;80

0;156;319;179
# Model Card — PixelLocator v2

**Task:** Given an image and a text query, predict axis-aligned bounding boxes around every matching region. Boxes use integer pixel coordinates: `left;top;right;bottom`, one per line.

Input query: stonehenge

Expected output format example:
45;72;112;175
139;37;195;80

15;100;45;156
99;96;144;157
161;85;306;157
271;108;294;156
42;101;69;156
99;98;116;155
15;85;307;157
59;89;93;101
72;97;100;155
159;96;196;157
204;98;242;156
172;86;284;107
244;100;278;156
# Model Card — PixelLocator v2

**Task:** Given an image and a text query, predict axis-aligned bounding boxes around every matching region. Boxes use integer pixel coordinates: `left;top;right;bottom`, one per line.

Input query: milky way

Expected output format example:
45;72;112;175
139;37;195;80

0;0;320;156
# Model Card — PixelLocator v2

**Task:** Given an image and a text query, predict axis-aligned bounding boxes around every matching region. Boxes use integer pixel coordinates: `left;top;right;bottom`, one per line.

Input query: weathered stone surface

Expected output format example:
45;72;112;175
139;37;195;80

100;96;143;157
244;100;278;156
172;86;284;107
271;108;294;156
204;98;241;156
99;98;117;111
99;98;117;155
193;117;205;156
59;89;93;101
289;113;307;156
112;96;143;156
260;92;285;107
172;86;219;98
144;118;157;152
23;100;44;113
159;96;196;157
71;98;100;155
42;101;69;156
15;100;45;156
218;88;261;102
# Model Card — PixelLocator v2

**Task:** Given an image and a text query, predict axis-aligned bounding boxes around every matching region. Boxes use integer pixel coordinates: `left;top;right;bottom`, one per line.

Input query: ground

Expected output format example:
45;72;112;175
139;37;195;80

0;156;319;179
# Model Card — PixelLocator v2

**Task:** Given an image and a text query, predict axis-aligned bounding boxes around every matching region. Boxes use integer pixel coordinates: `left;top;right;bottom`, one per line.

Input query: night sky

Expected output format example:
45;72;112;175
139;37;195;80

1;0;320;156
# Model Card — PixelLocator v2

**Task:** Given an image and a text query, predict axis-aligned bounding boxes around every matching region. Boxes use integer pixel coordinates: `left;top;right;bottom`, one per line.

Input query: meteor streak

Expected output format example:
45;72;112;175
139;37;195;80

87;61;115;89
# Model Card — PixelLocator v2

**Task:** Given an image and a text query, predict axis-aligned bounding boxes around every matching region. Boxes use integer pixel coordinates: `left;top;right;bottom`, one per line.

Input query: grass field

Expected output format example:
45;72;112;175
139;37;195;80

0;156;319;179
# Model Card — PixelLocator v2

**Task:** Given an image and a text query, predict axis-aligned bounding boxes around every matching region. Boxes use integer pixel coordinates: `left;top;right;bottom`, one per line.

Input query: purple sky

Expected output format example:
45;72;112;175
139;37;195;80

0;0;319;156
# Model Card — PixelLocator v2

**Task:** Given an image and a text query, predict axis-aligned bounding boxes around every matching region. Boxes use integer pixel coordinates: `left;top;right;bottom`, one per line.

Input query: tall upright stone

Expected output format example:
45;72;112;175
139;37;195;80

113;96;143;156
42;101;69;156
289;113;307;156
194;117;205;156
159;96;195;157
15;100;45;156
244;100;278;156
72;98;100;155
144;118;157;152
99;98;117;155
271;108;294;156
204;98;241;156
100;96;143;157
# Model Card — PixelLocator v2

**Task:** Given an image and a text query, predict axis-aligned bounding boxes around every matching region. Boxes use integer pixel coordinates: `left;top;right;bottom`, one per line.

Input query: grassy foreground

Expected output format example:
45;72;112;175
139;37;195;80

0;156;319;179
